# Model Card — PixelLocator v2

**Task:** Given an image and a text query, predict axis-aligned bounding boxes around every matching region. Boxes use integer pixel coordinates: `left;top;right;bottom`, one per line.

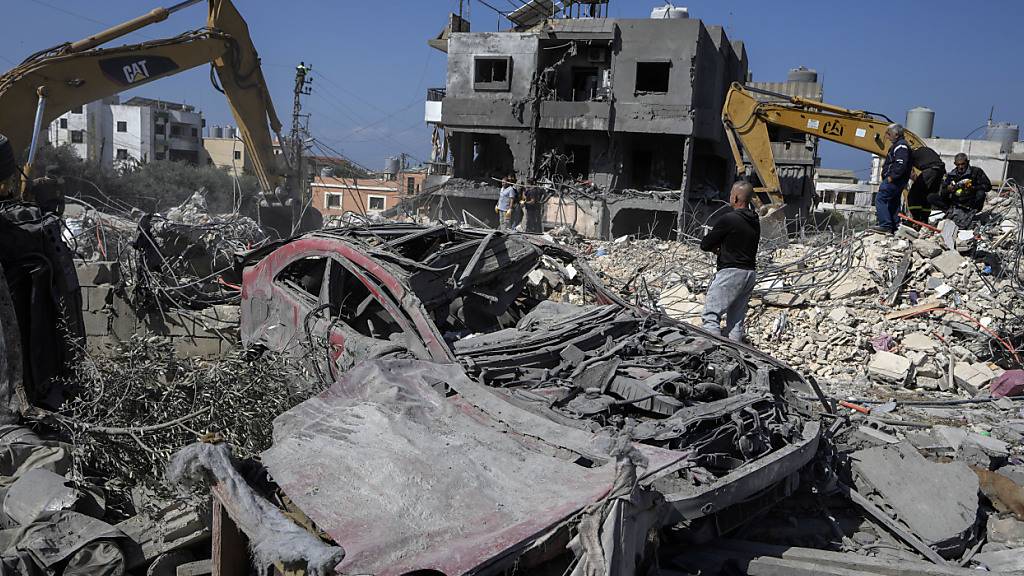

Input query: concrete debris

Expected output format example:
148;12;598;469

930;250;965;276
2;167;1023;575
867;350;913;384
850;442;980;559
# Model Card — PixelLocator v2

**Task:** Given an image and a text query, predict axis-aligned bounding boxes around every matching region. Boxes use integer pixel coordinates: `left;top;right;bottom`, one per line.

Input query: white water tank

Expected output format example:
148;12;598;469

787;66;818;83
905;107;935;139
987;122;1019;153
212;125;224;138
384;156;400;177
226;125;237;139
651;3;688;18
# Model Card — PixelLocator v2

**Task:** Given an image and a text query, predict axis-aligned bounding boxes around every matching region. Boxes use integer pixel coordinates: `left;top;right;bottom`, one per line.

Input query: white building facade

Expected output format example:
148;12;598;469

47;96;204;169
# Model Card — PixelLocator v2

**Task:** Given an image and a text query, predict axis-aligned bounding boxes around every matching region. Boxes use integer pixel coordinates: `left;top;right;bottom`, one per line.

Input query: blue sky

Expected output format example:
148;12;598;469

3;0;1021;177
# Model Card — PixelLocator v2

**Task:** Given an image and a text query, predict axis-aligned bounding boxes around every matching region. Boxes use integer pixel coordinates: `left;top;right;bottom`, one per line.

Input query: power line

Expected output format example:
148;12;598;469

26;0;109;27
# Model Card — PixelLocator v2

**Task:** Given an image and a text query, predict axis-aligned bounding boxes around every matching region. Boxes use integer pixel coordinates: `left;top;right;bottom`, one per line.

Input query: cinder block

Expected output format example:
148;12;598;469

172;336;222;359
84;286;114;311
110;297;140;341
75;261;120;286
82;310;111;337
145;311;200;337
86;335;119;356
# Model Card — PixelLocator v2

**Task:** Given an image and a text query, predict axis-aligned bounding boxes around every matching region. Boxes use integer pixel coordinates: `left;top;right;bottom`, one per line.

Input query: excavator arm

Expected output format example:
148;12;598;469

0;0;293;213
722;82;924;205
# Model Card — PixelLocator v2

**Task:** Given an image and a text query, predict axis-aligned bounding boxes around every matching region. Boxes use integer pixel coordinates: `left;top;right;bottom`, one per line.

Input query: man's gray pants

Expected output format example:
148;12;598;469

702;267;757;342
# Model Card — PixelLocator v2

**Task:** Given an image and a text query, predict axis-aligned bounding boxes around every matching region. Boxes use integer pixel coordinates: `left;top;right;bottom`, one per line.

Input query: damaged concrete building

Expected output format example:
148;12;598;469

425;9;749;238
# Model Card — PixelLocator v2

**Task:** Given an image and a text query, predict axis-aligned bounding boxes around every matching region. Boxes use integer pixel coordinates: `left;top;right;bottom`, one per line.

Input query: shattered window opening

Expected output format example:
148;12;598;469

326;258;401;340
275;256;327;302
473;57;512;91
326;194;341;208
115;148;128;160
635;61;671;94
70;130;83;143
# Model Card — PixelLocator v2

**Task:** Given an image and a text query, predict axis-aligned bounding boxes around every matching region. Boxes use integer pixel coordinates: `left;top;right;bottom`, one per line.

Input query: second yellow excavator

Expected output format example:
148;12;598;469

0;0;320;235
722;81;926;207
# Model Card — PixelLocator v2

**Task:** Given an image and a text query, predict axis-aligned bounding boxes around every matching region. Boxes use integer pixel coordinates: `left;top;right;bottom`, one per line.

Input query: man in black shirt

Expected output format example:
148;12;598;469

907;145;946;225
700;181;760;342
931;153;991;214
523;178;544;233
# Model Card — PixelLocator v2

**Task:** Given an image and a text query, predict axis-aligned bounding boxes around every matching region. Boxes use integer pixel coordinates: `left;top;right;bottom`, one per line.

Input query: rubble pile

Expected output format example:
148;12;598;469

125;190;266;310
0;336;315;574
584;187;1024;397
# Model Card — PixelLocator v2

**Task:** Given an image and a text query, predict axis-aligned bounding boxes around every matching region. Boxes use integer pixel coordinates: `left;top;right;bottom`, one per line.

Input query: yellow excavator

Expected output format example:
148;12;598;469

722;81;926;207
0;0;319;234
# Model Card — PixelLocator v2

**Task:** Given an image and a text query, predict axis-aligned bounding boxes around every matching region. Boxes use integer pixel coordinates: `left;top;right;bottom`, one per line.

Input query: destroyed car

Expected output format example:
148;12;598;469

236;223;827;574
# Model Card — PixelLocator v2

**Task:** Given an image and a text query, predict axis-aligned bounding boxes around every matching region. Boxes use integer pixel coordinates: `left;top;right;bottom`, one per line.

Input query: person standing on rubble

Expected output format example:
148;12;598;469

700;181;760;342
872;124;912;234
930;153;991;224
907;145;946;225
496;174;516;230
510;178;525;231
523;177;544;233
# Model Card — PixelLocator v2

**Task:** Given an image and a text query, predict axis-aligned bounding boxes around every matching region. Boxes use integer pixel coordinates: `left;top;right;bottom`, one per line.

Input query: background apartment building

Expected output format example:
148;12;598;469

47;96;204;168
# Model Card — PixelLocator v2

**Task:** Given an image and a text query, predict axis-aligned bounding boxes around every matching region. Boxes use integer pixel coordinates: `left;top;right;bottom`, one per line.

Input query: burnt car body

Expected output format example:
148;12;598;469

238;223;826;574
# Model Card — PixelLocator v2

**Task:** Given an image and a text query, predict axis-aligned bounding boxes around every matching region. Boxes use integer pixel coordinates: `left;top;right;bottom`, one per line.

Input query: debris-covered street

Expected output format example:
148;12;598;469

1;0;1023;575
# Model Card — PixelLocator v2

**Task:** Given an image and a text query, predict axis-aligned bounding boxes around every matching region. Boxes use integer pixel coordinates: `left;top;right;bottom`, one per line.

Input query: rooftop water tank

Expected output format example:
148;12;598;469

226;125;237;139
787;66;818;83
384;156;400;177
320;166;335;178
905;107;935;139
212;125;224;138
651;3;688;18
986;122;1019;154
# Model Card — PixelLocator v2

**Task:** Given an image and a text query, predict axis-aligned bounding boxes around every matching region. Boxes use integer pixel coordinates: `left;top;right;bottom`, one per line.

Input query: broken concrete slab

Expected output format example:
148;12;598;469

906;425;1009;469
867;351;913;384
986;515;1024;545
931;250;964;277
913;239;942;259
974;547;1024;572
830;272;877;300
850;442;979;559
953;362;996;394
902;332;939;352
763;292;806;308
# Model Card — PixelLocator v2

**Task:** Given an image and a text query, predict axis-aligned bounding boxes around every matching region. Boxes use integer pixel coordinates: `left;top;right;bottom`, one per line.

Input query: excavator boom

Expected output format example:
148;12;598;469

0;0;295;219
722;82;924;205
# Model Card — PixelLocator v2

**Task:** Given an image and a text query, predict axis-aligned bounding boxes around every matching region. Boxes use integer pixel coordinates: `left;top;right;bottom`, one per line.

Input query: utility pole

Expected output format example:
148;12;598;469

290;62;313;204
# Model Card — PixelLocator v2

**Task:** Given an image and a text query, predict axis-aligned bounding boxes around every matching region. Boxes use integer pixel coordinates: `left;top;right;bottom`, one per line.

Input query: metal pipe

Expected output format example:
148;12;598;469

68;0;204;53
25;86;48;171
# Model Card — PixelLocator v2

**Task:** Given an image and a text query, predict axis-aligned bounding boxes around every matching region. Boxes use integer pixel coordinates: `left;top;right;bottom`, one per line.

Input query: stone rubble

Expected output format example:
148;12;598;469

579;190;1024;401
